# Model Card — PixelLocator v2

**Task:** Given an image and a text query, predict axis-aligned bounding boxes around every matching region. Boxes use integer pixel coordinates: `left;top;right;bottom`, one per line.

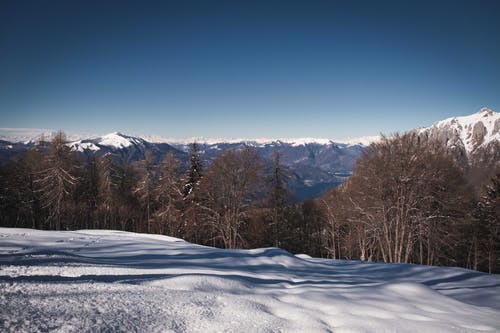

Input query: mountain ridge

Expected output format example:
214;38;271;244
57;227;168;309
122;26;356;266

416;107;499;156
1;108;498;199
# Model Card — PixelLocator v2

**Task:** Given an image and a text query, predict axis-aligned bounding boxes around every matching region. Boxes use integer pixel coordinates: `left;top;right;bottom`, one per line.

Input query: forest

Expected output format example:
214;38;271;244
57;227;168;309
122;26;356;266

0;130;498;273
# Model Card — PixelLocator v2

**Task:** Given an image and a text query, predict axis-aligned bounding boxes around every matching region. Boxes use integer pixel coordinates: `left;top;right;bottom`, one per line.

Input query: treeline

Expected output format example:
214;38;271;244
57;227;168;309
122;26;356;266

0;131;498;273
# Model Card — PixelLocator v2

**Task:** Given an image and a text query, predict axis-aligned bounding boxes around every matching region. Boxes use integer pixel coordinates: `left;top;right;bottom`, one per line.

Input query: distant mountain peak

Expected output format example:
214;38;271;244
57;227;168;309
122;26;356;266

97;132;144;149
417;108;499;157
140;135;379;147
478;107;493;115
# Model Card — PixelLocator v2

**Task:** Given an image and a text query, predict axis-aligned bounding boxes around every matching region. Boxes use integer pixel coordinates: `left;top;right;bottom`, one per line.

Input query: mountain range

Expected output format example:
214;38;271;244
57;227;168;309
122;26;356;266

1;108;498;200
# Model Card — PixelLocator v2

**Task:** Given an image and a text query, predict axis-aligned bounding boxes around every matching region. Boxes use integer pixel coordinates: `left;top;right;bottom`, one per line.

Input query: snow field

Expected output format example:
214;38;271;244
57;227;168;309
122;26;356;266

1;228;500;332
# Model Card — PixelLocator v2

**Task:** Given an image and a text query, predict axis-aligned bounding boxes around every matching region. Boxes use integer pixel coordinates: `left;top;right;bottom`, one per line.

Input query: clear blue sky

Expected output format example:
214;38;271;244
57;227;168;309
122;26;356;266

1;0;499;139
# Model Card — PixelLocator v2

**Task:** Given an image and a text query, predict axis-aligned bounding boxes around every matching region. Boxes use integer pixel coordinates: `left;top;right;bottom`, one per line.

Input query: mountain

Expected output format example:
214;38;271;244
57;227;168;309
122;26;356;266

68;132;186;164
415;108;500;183
66;134;372;200
0;132;371;201
1;108;498;199
168;139;368;201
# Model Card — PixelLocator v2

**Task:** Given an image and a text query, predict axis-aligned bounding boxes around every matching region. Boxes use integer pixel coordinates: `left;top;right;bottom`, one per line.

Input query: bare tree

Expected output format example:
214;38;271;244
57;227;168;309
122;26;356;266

96;153;122;229
264;152;290;247
476;169;500;273
35;130;78;230
153;153;183;236
134;150;156;233
198;148;263;248
325;133;470;265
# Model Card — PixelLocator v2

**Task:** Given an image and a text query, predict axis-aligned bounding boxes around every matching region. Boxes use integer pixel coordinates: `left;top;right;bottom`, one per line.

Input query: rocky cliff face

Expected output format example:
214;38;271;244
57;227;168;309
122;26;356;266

416;108;500;166
416;108;499;184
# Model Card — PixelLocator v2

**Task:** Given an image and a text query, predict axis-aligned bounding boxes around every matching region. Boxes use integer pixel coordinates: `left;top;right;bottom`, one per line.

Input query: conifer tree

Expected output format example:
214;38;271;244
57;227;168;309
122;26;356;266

183;142;202;197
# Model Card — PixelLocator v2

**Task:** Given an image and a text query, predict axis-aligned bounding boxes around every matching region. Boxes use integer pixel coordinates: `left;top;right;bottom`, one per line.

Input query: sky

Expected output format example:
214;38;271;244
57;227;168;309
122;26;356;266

1;0;499;139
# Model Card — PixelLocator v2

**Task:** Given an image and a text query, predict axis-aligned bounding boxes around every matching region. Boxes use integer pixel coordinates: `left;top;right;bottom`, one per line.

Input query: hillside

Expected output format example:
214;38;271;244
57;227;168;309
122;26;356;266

1;228;500;332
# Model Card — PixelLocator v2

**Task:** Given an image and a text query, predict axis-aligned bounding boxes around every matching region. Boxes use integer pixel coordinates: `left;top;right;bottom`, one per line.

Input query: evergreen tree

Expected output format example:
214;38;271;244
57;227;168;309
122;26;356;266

183;142;202;197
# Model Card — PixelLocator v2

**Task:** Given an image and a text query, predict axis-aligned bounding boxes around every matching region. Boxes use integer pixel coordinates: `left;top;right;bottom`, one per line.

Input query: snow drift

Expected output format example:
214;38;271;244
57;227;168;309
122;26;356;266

1;228;499;332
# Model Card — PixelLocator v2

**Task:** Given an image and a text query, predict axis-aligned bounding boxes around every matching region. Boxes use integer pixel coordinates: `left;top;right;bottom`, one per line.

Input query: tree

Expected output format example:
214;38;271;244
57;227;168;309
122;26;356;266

153;153;183;236
319;188;350;259
134;150;156;233
35;130;78;230
198;148;263;248
0;140;45;229
264;152;290;247
476;169;500;273
97;153;121;229
324;133;471;265
183;142;203;197
74;155;99;229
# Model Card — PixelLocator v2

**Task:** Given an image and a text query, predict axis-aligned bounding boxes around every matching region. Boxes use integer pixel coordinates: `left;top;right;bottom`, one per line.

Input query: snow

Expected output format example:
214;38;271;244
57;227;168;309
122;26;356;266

97;132;143;149
419;107;499;154
335;135;382;146
0;128;95;144
141;136;379;147
1;228;499;332
0;128;54;143
68;141;100;152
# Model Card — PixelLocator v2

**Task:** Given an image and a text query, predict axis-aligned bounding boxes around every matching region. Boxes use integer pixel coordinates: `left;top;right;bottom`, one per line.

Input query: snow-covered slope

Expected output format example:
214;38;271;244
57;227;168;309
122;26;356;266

1;228;499;332
417;108;499;156
97;132;146;149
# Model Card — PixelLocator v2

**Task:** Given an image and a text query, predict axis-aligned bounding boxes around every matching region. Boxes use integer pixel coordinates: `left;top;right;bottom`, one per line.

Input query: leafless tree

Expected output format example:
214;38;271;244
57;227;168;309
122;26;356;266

35;130;78;230
134;150;156;233
324;133;470;265
153;153;183;236
198;148;263;248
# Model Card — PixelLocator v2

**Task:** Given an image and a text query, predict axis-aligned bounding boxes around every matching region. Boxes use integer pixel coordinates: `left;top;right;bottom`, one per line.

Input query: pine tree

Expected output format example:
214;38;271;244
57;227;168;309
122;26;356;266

183;142;202;198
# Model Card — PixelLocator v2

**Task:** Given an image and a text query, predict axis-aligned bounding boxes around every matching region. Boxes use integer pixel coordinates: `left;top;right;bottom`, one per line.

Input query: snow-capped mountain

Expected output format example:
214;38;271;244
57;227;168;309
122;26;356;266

415;108;499;168
69;132;146;152
0;131;367;200
0;128;92;144
60;133;370;200
67;132;185;164
169;140;365;200
1;108;498;199
141;135;380;147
